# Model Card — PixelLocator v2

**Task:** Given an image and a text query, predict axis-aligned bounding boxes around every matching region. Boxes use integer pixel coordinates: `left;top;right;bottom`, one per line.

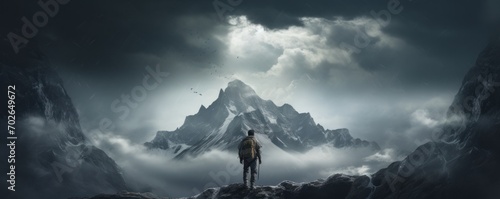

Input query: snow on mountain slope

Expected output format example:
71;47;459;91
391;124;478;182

145;80;379;159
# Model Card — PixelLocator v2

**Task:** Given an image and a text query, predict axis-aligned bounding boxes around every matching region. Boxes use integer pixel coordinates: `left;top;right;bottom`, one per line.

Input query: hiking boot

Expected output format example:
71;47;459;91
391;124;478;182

250;184;255;190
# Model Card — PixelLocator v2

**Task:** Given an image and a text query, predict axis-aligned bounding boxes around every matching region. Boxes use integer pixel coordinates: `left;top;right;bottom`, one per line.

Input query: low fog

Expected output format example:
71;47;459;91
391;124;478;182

86;128;402;198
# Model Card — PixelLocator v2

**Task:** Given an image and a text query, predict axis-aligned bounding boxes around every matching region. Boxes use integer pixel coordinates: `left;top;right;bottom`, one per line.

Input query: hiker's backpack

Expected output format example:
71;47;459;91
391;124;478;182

239;137;256;159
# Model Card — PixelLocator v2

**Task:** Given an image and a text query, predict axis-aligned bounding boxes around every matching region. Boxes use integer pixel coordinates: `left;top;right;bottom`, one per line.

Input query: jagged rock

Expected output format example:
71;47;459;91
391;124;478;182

179;174;357;199
1;47;127;199
345;175;372;199
184;184;282;199
79;191;168;199
363;33;500;199
291;174;356;199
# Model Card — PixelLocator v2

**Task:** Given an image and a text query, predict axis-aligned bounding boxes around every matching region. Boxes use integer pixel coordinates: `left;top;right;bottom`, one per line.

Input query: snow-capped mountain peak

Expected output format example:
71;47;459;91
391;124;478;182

145;79;379;158
226;79;258;96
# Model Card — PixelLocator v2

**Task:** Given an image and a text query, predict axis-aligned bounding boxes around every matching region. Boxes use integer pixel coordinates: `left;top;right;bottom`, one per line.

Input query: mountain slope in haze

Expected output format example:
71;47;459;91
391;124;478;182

145;80;380;158
373;32;500;199
87;31;500;199
0;47;128;198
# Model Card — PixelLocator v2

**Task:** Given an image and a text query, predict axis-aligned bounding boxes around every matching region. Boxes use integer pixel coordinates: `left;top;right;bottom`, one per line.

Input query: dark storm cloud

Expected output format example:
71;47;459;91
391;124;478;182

243;0;488;90
232;0;491;94
39;0;225;75
3;0;489;83
237;0;378;29
2;0;492;148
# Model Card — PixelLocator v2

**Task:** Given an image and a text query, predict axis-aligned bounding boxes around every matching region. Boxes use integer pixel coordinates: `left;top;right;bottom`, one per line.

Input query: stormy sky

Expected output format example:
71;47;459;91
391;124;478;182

3;0;500;197
27;0;493;149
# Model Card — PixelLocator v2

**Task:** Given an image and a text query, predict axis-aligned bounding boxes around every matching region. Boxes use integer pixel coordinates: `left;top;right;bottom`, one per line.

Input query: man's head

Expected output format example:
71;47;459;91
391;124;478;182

248;130;255;136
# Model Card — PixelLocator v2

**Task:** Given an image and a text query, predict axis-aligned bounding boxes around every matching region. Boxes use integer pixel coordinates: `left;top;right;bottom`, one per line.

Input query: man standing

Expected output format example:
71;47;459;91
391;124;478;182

238;129;262;189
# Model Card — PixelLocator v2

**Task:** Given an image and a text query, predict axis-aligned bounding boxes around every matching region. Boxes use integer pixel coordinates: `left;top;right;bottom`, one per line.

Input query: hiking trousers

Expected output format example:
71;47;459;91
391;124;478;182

243;158;258;186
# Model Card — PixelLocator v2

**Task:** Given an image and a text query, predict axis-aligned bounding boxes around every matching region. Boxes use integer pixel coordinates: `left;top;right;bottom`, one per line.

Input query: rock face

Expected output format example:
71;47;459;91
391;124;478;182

0;47;127;198
145;80;379;158
361;33;500;199
350;34;500;199
83;174;357;199
183;174;357;199
78;192;170;199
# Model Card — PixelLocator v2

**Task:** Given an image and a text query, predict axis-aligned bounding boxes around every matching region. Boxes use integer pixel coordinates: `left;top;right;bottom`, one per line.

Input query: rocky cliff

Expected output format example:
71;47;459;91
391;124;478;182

0;47;128;199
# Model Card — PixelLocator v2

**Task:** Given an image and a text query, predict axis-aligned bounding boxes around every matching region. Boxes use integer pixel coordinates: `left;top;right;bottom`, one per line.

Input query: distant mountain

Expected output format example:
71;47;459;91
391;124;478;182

145;79;379;158
92;29;500;199
0;47;127;199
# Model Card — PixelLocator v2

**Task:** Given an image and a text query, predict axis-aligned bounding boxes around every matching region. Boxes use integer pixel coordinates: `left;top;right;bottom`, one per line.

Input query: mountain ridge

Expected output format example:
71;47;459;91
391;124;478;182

145;79;380;159
0;47;128;199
